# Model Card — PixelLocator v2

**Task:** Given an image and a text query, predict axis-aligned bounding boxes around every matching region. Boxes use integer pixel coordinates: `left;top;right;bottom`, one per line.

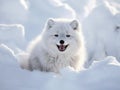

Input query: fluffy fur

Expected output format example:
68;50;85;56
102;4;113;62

20;18;86;73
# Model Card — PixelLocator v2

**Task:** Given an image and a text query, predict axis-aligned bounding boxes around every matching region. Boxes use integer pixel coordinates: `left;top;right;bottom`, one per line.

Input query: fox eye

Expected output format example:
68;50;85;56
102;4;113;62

54;34;59;37
66;35;70;37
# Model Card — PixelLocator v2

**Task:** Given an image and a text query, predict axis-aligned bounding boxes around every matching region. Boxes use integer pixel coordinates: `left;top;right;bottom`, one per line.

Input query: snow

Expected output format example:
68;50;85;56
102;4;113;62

82;0;120;67
0;24;27;53
0;0;120;90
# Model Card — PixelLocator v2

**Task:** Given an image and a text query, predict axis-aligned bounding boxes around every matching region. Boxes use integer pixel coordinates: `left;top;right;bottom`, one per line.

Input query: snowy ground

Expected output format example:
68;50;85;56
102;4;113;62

0;0;120;90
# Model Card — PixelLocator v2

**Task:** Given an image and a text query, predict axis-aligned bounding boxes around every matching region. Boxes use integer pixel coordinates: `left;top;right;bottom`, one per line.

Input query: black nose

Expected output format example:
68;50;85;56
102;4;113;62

60;40;64;44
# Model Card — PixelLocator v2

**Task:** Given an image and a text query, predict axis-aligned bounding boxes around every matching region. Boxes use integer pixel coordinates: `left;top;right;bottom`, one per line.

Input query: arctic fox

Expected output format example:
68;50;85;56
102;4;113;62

19;18;86;73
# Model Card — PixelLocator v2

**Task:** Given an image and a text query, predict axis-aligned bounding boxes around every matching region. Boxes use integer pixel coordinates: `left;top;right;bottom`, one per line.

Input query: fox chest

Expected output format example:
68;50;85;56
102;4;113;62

46;55;72;67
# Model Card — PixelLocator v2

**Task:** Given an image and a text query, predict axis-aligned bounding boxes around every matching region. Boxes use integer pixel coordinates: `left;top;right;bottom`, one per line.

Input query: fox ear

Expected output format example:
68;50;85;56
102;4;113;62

47;18;55;29
70;20;79;30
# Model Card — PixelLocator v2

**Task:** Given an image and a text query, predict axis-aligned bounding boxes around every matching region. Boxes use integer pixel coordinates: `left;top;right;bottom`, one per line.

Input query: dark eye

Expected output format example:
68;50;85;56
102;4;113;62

66;35;70;37
54;34;59;37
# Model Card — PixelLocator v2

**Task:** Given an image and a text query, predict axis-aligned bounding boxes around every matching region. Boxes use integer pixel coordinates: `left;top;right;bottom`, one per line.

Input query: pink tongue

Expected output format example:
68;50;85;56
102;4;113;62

59;45;65;51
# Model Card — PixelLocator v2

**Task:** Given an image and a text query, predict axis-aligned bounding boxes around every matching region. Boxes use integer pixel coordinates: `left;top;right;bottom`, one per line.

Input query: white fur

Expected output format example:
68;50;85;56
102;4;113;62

20;18;86;73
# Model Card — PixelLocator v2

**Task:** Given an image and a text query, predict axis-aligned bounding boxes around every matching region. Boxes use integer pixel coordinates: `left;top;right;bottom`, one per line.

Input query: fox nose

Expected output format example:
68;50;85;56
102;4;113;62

60;40;64;44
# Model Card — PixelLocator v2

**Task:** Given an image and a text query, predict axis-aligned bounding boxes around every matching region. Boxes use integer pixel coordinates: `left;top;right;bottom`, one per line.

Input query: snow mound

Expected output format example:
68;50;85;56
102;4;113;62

0;53;120;90
80;0;120;67
0;44;18;66
0;0;27;23
0;24;27;53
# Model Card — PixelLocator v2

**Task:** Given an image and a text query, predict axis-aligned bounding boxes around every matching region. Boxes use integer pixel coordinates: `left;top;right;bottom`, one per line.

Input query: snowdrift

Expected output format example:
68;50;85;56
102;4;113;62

0;24;27;53
0;46;120;90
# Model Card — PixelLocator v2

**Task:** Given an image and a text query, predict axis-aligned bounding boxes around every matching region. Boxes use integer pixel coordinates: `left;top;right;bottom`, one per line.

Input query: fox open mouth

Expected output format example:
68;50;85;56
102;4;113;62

57;44;69;52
